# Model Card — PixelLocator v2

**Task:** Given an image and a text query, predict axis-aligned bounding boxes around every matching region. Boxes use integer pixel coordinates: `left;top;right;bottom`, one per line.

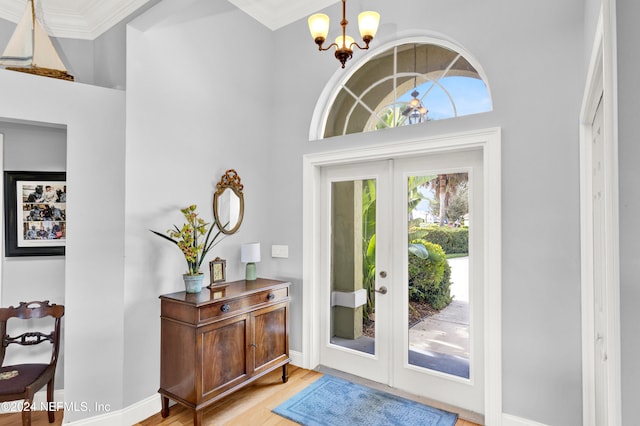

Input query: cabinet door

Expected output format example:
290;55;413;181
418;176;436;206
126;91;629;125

200;313;251;400
251;302;289;375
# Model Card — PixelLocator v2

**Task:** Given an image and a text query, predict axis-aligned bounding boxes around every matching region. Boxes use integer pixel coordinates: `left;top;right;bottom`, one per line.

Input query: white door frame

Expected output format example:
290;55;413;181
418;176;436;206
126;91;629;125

579;3;622;425
0;132;3;307
302;127;502;424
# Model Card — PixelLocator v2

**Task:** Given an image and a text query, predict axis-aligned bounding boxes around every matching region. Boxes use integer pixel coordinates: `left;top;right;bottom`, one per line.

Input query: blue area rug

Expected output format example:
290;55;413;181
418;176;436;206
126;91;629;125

272;374;458;426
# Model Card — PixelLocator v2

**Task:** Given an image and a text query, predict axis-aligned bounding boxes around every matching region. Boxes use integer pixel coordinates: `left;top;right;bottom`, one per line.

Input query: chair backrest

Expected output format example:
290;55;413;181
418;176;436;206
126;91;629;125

0;301;65;368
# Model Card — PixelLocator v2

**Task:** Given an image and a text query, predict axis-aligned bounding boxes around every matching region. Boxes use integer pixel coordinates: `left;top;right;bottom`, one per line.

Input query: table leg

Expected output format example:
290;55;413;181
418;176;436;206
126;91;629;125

194;409;203;426
161;396;170;418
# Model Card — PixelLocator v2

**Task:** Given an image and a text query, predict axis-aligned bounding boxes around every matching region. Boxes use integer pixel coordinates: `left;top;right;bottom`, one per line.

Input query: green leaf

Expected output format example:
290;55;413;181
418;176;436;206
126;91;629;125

150;230;179;246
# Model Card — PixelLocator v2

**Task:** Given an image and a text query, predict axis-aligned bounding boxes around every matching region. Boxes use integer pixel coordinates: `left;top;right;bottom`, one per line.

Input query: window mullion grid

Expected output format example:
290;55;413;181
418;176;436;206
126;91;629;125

393;46;398;128
341;85;381;135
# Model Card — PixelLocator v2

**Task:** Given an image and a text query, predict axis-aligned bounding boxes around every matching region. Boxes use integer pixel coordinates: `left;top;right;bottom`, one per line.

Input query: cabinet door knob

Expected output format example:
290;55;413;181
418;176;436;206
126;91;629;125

221;304;231;313
267;293;275;301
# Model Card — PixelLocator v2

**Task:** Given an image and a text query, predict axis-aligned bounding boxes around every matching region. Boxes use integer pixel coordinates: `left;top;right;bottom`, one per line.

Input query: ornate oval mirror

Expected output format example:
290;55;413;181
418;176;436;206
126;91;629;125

213;169;244;235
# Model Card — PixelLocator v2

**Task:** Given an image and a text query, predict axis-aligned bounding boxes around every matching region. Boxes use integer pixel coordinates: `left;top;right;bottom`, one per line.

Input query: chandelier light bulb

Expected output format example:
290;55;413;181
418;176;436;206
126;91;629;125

358;11;380;39
335;35;355;49
308;13;330;41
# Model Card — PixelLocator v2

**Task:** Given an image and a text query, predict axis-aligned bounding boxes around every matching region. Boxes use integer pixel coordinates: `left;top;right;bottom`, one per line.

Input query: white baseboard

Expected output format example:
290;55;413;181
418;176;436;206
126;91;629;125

289;350;303;367
63;393;160;425
503;413;550;426
62;353;303;425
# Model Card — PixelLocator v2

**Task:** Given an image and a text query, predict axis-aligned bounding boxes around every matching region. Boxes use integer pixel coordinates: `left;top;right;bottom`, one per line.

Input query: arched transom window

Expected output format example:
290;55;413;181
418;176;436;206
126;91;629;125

322;41;492;138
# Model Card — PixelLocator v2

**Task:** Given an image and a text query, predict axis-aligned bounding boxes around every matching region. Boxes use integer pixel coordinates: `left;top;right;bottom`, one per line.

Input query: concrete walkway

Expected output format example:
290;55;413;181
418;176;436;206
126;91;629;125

408;256;470;377
331;257;471;377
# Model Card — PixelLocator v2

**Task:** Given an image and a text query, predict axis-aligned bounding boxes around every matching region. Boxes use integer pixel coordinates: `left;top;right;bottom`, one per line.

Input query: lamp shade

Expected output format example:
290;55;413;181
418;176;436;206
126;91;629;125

358;11;380;39
241;243;261;263
308;13;330;40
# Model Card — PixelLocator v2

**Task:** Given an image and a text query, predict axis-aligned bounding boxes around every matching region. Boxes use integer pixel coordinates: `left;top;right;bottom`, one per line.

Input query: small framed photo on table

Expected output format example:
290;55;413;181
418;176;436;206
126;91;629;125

209;257;226;285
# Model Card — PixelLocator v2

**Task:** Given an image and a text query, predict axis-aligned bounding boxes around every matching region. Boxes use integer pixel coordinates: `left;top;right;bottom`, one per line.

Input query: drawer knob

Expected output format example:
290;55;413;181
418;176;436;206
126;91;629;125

267;293;275;301
221;304;231;313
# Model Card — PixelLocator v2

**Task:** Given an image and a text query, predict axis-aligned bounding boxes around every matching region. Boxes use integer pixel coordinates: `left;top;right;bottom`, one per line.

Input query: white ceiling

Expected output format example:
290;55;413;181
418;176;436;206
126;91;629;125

0;0;339;40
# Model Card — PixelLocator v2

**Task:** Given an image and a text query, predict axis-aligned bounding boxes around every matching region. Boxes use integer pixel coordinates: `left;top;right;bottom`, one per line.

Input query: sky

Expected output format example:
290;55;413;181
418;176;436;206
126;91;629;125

397;76;491;121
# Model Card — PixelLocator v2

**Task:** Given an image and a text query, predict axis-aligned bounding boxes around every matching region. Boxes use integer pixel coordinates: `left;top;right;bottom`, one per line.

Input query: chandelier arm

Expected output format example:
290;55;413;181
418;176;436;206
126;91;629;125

349;40;371;51
316;42;340;52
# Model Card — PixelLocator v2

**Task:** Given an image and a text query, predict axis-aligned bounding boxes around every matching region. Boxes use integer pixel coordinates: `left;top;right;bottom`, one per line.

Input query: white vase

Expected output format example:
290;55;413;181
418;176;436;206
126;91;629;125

183;273;204;294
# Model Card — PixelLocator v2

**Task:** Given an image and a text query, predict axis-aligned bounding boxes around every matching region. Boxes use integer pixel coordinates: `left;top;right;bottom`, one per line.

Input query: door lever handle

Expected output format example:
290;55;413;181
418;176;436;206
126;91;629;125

374;286;388;295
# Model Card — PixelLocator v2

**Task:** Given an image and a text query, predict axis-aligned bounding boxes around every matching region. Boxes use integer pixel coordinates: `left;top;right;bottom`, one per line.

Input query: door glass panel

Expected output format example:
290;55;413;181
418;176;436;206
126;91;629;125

329;179;376;354
407;173;470;378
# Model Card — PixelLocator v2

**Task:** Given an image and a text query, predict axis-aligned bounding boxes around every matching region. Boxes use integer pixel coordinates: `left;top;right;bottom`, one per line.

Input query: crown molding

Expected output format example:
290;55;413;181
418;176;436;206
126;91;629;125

0;0;153;40
0;0;23;22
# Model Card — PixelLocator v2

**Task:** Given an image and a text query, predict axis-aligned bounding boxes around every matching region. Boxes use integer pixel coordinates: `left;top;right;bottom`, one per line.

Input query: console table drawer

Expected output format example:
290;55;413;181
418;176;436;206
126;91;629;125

199;287;288;322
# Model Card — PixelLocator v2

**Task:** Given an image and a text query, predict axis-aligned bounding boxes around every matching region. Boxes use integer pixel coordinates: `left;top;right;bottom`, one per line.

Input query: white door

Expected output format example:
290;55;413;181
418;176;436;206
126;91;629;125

591;96;609;425
391;150;484;413
319;160;392;384
318;149;484;414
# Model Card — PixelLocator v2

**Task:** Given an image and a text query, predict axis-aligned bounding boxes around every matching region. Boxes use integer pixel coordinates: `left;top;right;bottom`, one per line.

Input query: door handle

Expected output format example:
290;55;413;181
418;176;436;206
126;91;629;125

374;286;388;295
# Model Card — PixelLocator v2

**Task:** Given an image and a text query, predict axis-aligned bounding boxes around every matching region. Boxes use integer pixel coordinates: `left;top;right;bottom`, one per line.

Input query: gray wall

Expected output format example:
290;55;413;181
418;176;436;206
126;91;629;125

93;0;162;89
584;0;600;66
124;0;275;408
128;0;587;423
0;121;66;388
269;1;584;424
0;68;126;423
616;0;640;424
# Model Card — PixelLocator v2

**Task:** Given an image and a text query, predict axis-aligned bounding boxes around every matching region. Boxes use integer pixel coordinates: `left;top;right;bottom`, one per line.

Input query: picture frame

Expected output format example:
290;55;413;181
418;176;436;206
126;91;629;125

209;257;226;285
4;171;66;257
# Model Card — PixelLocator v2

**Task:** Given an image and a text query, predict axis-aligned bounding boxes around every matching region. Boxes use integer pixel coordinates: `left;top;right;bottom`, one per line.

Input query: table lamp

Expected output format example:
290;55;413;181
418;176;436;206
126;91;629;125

241;243;260;281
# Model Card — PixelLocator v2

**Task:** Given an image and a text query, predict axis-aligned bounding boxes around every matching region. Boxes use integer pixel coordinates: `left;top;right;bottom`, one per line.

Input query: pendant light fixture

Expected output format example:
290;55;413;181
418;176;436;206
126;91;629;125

308;0;380;68
402;44;428;124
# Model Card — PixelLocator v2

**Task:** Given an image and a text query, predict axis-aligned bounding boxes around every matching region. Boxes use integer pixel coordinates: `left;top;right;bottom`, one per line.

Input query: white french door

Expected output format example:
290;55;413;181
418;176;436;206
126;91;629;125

319;160;392;384
391;150;484;413
318;148;484;414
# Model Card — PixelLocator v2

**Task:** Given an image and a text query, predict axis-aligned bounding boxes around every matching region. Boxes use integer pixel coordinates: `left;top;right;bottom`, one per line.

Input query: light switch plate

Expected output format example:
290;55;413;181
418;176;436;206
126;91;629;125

271;245;288;258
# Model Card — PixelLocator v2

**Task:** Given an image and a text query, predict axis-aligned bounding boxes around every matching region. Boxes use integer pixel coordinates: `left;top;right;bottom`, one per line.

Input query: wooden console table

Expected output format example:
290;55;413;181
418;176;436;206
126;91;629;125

158;278;290;425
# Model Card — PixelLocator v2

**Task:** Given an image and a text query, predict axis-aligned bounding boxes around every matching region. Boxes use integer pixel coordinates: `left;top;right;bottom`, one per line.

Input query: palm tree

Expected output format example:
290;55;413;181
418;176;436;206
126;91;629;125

361;180;377;321
407;175;434;217
428;173;468;226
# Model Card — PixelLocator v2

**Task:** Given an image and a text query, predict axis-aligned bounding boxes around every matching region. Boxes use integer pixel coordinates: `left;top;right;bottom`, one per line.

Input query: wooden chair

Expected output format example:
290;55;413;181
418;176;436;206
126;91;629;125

0;301;64;426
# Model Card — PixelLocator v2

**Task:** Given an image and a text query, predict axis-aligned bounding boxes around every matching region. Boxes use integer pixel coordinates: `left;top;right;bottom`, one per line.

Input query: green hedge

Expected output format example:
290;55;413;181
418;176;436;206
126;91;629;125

411;225;468;255
408;240;452;310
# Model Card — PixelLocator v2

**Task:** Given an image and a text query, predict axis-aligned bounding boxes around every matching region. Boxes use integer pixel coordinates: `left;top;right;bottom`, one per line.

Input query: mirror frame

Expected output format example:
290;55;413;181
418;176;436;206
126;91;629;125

213;169;245;235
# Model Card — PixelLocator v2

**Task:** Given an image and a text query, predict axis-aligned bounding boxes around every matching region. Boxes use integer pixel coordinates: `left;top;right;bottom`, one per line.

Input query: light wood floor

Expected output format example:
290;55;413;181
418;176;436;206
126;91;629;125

0;366;480;425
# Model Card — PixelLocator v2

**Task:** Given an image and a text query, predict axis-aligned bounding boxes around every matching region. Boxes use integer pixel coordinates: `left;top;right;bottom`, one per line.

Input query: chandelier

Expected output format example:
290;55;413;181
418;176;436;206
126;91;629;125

308;0;380;68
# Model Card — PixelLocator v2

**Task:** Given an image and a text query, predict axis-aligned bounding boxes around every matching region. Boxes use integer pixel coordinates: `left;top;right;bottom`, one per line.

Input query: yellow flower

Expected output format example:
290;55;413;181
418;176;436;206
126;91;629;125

150;205;224;276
